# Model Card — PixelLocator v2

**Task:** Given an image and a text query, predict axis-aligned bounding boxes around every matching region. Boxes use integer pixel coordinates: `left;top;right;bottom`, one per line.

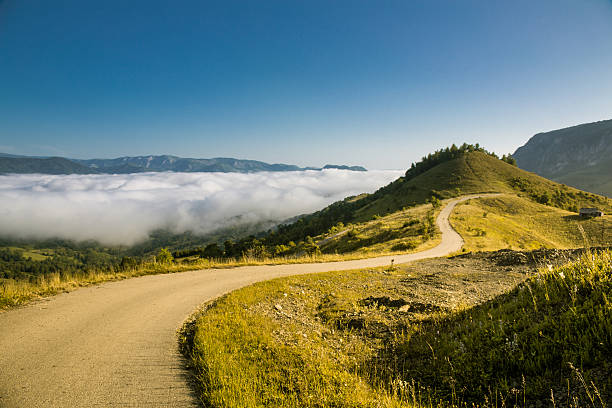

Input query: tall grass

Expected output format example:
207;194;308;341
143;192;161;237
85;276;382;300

0;263;169;308
385;250;611;407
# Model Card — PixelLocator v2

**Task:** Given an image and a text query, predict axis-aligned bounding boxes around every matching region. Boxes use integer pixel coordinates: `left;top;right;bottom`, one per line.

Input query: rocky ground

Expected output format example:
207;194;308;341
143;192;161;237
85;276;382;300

249;249;585;349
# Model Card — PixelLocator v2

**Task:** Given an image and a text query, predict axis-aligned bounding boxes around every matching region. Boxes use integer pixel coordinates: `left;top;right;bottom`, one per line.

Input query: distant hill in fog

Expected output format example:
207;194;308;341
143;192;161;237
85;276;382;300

0;157;95;175
0;154;367;175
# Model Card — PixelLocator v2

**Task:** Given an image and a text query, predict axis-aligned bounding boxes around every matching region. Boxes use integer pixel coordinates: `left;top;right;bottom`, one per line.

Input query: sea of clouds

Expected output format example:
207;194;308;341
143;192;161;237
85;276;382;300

0;170;403;245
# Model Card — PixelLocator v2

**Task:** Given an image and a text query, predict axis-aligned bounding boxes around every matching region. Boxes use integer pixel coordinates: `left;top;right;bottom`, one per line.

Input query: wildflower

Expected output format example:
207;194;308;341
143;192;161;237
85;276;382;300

558;271;565;279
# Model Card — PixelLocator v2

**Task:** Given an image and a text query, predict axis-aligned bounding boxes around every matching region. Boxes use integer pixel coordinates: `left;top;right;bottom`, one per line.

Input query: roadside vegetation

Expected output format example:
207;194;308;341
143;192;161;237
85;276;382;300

182;249;611;407
0;203;439;308
0;246;410;309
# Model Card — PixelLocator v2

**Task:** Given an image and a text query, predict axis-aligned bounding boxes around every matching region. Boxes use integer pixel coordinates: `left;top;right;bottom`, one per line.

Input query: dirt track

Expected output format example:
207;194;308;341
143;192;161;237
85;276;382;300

0;195;491;407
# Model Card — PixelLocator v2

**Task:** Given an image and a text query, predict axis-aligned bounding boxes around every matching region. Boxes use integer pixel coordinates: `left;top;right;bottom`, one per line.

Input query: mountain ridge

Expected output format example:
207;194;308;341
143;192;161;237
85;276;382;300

0;154;367;174
513;118;612;197
0;157;96;175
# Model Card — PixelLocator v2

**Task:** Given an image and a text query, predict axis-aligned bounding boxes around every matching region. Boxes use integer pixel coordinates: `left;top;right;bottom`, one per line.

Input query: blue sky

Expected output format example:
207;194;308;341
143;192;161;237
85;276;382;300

0;0;611;169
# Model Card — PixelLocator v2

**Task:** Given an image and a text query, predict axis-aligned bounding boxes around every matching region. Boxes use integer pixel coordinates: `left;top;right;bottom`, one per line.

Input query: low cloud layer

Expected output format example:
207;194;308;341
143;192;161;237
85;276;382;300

0;170;402;245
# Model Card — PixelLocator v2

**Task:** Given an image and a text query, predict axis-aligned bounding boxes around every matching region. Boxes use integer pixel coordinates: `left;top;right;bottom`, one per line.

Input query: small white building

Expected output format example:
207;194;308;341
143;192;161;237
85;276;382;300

579;208;604;217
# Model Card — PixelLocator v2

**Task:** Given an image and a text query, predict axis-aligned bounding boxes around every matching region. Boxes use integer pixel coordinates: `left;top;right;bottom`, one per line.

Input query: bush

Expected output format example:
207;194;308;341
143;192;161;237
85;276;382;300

157;248;174;264
391;241;418;251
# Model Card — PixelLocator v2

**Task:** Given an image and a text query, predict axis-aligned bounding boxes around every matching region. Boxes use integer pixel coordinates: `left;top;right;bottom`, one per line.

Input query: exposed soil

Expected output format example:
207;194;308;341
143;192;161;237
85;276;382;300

247;248;590;350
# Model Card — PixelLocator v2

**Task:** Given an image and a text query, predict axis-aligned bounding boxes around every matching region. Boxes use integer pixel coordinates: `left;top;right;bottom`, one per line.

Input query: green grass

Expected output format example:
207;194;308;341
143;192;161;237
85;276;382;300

314;203;440;255
451;195;611;252
0;262;183;309
183;250;611;407
5;246;52;261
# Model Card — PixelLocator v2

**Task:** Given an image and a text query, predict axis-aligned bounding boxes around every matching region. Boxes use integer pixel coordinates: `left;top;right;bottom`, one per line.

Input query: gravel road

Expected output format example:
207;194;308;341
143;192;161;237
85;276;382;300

0;194;492;407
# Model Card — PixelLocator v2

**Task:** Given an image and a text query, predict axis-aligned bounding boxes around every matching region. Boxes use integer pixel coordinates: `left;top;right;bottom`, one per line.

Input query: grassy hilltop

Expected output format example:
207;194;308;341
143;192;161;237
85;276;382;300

289;146;609;224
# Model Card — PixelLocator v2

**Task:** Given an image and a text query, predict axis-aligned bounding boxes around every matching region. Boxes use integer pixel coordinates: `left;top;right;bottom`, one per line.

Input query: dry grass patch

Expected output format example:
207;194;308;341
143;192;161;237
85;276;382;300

451;195;611;252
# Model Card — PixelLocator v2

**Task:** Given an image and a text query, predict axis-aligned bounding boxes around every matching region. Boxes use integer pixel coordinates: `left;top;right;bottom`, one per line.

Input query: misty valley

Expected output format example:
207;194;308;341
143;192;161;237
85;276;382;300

0;169;401;286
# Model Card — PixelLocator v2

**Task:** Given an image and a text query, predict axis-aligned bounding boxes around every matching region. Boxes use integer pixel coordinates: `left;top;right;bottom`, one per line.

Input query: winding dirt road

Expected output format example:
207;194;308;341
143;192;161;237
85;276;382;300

0;194;491;407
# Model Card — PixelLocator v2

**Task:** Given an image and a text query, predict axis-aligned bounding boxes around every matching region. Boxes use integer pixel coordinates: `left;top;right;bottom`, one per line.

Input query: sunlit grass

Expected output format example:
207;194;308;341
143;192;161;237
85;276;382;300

0;244;432;309
451;195;611;252
389;250;611;407
313;203;441;255
181;267;418;408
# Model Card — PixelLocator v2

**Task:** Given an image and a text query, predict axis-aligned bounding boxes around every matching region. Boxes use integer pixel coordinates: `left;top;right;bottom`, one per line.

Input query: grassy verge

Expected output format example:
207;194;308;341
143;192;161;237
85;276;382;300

0;241;435;310
451;195;611;252
182;249;611;407
385;250;611;407
314;203;441;255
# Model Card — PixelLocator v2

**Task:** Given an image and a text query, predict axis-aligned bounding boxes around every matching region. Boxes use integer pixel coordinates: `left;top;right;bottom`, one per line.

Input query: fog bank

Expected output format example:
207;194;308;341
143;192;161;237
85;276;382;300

0;170;402;245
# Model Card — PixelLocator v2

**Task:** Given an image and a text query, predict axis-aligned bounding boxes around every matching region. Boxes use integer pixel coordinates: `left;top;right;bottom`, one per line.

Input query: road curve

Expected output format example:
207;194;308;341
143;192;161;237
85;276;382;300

0;194;492;407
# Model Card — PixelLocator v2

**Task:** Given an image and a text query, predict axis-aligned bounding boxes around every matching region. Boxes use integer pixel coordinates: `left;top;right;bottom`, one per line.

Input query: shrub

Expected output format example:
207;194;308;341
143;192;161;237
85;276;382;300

156;248;174;264
391;241;418;251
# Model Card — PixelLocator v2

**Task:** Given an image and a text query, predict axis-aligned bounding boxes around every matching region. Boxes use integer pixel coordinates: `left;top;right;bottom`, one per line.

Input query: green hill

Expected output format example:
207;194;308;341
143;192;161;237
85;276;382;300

358;149;609;216
263;148;611;249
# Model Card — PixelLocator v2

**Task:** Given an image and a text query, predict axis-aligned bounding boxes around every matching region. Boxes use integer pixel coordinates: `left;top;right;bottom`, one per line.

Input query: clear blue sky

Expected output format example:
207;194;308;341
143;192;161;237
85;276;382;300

1;0;611;169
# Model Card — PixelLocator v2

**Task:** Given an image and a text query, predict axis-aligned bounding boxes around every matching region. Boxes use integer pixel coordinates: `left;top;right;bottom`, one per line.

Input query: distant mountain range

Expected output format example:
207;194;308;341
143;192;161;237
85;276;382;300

513;119;612;197
0;154;367;175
